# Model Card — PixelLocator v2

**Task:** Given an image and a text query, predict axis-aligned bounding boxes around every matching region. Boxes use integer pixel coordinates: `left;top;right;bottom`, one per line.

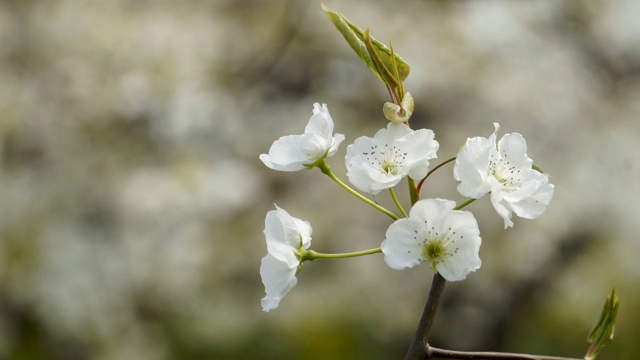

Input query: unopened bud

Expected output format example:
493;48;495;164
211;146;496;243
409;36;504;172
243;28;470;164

383;92;414;123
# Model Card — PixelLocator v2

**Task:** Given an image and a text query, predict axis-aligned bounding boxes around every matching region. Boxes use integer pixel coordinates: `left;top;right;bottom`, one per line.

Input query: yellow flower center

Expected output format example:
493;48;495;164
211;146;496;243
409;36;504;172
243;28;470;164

422;238;447;272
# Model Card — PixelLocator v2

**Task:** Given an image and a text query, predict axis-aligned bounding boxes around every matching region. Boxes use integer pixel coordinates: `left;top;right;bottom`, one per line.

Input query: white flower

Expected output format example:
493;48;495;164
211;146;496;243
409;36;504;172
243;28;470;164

260;103;345;171
345;123;439;194
260;205;312;312
454;123;555;228
381;199;481;281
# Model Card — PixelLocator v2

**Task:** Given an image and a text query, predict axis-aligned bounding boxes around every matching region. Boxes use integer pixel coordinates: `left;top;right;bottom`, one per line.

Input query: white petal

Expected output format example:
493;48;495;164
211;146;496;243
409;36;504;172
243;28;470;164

365;175;403;194
401;129;438;162
347;158;401;194
503;170;545;202
379;122;413;143
402;128;439;180
454;136;493;199
409;198;456;228
276;205;312;248
299;132;330;162
326;133;345;157
498;132;533;169
264;206;311;267
489;123;500;141
304;103;345;160
294;220;313;251
264;210;298;267
306;103;334;140
382;218;423;270
345;135;398;194
345;156;377;194
508;179;554;220
344;135;378;174
260;135;307;171
263;209;286;245
346;135;378;160
260;254;298;312
487;177;514;228
437;211;482;281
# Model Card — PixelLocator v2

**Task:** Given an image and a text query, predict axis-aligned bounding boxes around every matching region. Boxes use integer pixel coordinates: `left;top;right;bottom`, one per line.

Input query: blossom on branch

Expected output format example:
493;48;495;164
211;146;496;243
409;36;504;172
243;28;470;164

260;205;312;312
345;123;439;194
260;103;345;171
453;123;554;228
381;199;481;281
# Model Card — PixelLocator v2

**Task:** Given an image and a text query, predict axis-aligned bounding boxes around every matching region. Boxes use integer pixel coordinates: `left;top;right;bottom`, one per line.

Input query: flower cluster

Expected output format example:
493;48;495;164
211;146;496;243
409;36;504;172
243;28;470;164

258;103;553;311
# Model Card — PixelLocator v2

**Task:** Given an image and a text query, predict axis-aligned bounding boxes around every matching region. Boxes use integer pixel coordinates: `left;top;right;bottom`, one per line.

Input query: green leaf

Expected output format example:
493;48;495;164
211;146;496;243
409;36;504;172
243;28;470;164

585;285;619;360
322;4;410;86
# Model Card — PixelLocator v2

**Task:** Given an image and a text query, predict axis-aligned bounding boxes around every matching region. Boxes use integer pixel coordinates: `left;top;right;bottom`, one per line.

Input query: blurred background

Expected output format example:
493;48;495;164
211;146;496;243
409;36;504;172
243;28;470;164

1;0;639;359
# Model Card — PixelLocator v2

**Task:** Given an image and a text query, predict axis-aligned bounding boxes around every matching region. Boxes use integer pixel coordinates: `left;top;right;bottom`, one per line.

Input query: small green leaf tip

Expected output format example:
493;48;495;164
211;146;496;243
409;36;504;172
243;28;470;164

585;285;619;360
322;4;410;87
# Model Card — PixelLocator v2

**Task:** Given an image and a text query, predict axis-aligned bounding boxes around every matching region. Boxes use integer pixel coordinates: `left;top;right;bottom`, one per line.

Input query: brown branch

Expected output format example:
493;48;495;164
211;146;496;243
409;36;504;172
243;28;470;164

427;346;583;360
404;273;447;360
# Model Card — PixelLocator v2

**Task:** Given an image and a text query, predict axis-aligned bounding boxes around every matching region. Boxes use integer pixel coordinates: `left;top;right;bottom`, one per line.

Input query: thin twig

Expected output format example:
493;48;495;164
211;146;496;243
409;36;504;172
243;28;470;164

416;156;457;196
427;346;584;360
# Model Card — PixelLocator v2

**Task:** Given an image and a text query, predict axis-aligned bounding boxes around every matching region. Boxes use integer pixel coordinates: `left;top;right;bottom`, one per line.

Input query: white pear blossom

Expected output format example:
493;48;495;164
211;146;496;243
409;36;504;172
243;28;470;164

345;123;439;194
454;123;554;228
260;103;345;171
381;198;481;281
260;205;312;312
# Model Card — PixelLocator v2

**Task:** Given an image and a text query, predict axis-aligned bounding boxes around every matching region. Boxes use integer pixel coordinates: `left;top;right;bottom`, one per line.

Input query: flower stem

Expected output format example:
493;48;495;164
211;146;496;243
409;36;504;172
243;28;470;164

404;273;446;360
454;198;476;210
303;248;381;260
416;156;457;196
316;160;400;220
408;177;418;205
390;188;409;218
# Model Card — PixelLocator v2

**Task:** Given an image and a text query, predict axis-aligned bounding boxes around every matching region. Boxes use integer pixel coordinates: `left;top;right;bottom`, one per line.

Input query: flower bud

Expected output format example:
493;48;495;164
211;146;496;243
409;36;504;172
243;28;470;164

383;92;414;123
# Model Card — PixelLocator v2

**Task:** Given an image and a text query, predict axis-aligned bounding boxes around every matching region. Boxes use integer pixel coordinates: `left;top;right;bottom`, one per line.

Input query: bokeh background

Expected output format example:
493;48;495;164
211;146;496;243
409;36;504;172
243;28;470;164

1;0;639;359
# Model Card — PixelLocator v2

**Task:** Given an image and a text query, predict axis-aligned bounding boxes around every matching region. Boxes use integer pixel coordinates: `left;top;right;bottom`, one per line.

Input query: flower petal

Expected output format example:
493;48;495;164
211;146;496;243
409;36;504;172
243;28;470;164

382;218;423;270
260;135;307;171
497;132;532;169
454;136;493;199
437;211;482;281
346;156;401;195
378;122;413;143
327;133;346;157
402;128;439;180
260;254;298;312
299;132;331;163
264;206;311;267
306;103;334;139
487;176;514;228
508;179;554;220
409;198;456;229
